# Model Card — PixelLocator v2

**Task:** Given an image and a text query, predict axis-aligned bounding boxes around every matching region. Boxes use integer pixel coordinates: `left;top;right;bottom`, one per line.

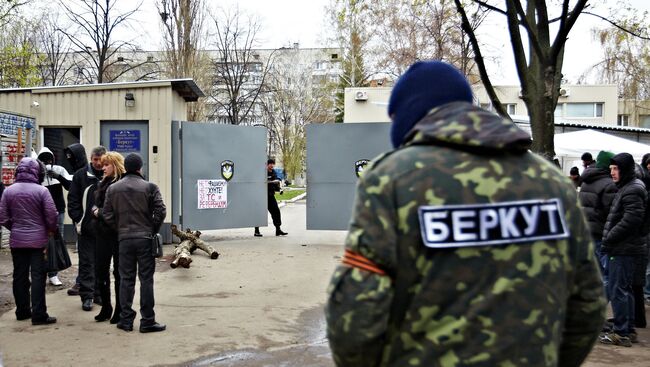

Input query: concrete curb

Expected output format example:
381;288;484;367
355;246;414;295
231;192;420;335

278;192;306;208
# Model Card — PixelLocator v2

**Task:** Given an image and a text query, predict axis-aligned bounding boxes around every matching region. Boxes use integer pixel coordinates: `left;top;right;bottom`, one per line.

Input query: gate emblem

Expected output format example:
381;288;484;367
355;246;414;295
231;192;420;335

355;159;370;178
221;160;234;181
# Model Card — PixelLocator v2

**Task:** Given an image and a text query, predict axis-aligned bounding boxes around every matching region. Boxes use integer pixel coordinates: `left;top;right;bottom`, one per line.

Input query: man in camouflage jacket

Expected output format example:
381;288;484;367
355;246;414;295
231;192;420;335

325;61;606;367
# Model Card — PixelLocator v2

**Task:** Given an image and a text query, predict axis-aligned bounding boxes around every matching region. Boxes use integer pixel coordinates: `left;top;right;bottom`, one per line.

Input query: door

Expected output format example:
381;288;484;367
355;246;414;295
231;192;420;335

172;121;267;231
100;120;149;177
306;123;392;230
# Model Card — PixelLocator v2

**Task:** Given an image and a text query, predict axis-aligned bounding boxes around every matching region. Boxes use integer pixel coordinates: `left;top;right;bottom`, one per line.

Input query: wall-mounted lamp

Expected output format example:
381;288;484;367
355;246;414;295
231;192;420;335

125;92;135;107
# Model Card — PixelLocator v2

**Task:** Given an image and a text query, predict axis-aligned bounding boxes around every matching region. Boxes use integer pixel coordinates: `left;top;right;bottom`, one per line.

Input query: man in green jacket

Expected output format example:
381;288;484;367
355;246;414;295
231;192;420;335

325;61;606;367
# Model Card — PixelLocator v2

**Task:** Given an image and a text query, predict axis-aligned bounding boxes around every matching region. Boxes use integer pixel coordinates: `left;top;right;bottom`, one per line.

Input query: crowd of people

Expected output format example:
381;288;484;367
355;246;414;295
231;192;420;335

0;144;166;333
574;150;650;346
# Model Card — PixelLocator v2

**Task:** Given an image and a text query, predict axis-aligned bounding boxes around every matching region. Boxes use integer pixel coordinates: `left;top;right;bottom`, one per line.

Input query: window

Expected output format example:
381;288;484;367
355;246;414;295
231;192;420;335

618;114;629;126
640;115;650;129
504;103;516;115
315;61;327;70
565;103;604;118
554;103;563;117
331;53;339;60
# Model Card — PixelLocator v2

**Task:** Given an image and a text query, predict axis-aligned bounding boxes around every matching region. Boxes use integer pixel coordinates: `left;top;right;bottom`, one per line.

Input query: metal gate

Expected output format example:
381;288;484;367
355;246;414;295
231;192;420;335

172;121;267;231
306;123;392;230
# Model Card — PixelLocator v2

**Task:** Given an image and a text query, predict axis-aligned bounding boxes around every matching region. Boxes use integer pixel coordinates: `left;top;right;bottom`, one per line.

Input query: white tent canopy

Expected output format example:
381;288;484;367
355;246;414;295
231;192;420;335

555;129;650;162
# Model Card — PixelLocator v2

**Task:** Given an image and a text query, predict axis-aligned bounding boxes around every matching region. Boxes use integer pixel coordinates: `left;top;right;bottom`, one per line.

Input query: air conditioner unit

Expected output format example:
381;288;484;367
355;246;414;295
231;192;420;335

559;88;570;97
355;91;368;101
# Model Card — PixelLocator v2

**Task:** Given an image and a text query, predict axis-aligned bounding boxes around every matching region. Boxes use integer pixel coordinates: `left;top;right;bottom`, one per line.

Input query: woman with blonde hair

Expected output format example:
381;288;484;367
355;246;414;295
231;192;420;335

91;151;125;323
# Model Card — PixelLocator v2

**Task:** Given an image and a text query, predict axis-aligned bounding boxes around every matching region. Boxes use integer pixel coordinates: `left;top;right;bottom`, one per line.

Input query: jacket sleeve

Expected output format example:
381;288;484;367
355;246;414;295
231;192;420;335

600;182;618;223
0;193;11;230
42;189;59;232
103;186;116;230
54;165;73;190
67;171;83;222
559;195;607;366
603;186;646;245
150;184;166;233
326;170;396;367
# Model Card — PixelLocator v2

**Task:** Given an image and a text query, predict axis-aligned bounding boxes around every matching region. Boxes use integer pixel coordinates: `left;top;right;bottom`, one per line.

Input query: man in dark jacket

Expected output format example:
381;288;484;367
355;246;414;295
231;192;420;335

579;150;617;276
67;144;105;311
103;153;166;333
254;159;288;237
601;152;647;346
326;61;605;366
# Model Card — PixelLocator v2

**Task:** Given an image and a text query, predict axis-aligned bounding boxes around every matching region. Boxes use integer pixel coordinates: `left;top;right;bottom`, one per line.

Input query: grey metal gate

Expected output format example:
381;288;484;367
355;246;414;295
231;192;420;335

172;121;267;231
306;123;392;230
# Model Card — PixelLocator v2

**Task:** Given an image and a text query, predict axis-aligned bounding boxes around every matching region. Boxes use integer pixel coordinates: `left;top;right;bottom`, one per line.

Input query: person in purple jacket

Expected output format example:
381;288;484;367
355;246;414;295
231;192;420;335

0;157;59;325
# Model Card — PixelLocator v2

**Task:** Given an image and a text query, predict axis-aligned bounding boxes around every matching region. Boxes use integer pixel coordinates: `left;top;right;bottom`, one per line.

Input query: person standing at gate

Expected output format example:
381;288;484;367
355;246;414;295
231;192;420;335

0;158;59;325
103;153;166;333
68;145;105;311
37;147;73;287
325;61;605;366
254;158;288;237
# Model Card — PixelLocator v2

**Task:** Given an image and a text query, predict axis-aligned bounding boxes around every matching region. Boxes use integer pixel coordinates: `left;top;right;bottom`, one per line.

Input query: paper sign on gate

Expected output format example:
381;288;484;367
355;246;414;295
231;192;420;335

197;179;228;209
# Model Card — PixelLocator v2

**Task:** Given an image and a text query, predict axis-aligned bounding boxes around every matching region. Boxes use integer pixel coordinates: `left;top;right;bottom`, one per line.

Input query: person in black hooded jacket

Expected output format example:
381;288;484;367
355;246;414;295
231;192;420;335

66;144;105;312
579;150;617;275
600;152;647;346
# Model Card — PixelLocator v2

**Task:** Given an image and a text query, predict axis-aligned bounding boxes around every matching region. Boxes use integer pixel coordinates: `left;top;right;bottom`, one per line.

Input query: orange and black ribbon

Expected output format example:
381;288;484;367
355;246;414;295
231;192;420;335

342;249;386;276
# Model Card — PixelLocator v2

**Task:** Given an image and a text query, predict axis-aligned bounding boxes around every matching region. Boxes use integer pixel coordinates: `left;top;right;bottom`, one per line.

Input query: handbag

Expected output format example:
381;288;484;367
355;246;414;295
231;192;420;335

151;233;163;258
47;232;72;272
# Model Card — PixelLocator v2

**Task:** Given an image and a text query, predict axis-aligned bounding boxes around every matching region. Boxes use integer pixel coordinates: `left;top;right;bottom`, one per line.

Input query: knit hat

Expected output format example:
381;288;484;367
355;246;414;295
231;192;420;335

595;150;615;169
388;61;474;148
124;153;143;173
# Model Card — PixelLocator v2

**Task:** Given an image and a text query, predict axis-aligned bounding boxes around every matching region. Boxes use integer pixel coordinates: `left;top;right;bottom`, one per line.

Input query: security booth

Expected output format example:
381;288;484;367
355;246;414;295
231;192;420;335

0;79;204;242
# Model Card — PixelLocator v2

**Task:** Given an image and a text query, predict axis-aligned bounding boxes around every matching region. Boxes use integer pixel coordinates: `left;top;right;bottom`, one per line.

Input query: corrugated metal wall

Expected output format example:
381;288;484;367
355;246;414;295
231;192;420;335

0;84;188;223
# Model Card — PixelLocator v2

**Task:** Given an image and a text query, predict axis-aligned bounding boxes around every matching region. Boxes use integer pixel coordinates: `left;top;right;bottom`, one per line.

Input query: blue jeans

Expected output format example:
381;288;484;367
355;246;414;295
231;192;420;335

595;241;609;298
607;255;635;335
48;212;65;278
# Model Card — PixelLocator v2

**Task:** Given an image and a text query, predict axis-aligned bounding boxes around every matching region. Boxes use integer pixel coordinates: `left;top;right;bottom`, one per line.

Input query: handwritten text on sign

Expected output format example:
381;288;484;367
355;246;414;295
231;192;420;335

198;179;228;209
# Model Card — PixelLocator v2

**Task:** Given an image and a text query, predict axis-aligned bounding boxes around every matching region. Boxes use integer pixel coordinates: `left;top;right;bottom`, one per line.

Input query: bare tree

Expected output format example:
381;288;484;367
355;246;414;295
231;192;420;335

35;14;75;86
157;0;210;121
0;0;29;28
58;0;158;83
208;7;274;125
454;0;589;160
370;0;487;80
260;49;336;180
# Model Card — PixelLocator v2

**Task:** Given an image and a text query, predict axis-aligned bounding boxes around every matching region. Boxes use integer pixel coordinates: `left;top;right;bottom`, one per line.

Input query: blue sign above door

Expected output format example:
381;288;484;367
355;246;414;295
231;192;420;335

109;130;141;152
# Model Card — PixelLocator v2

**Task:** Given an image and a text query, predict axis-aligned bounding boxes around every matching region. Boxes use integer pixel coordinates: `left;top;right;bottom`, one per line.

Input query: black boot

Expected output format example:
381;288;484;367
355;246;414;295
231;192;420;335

254;227;263;237
275;227;288;236
95;305;113;322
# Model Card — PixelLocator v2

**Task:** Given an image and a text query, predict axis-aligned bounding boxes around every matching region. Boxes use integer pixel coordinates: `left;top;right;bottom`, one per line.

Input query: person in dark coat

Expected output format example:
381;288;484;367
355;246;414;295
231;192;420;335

103;153;167;333
67;145;105;311
254;158;288;237
601;152;648;346
582;152;596;169
643;153;650;305
579;150;617;277
91;152;125;324
0;158;59;325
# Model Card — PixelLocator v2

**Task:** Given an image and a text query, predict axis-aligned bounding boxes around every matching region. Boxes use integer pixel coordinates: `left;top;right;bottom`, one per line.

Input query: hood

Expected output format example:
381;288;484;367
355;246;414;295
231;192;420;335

64;143;88;172
642;153;650;169
580;167;611;184
611;152;636;186
37;147;55;164
15;158;44;184
404;102;532;154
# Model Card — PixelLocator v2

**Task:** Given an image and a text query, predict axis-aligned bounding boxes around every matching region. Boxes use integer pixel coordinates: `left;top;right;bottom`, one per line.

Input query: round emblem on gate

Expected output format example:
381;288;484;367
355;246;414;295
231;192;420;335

221;160;234;181
355;159;370;178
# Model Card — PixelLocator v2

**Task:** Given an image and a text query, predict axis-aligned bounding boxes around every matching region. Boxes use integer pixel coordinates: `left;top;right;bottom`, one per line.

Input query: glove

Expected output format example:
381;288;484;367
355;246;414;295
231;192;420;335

47;170;60;180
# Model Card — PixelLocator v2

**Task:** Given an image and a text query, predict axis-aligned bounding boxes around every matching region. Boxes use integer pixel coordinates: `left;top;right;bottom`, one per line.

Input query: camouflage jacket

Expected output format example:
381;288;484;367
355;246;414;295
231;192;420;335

325;102;606;367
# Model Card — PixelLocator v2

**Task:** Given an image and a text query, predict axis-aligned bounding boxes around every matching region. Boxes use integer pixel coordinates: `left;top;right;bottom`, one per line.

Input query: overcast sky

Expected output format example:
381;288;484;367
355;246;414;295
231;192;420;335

47;0;650;85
